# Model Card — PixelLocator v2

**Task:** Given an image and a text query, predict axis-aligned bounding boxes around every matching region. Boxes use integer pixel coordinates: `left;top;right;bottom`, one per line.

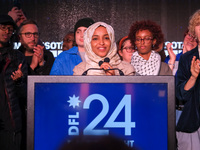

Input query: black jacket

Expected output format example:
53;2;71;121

0;44;27;132
18;45;55;75
176;46;200;133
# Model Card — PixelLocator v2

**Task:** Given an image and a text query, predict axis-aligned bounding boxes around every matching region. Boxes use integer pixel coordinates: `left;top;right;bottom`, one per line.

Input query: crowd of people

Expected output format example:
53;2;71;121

0;6;200;150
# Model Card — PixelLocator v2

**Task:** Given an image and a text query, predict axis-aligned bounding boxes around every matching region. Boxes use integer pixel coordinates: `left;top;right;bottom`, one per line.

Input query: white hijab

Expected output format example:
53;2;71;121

84;22;121;75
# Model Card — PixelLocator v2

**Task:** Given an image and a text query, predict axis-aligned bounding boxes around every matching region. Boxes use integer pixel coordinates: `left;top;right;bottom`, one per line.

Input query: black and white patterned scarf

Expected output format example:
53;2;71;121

131;51;161;75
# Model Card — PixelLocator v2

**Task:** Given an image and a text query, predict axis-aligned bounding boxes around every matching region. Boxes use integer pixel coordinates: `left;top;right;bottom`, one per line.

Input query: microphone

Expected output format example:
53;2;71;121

97;57;124;75
98;57;110;67
98;60;104;67
104;57;110;63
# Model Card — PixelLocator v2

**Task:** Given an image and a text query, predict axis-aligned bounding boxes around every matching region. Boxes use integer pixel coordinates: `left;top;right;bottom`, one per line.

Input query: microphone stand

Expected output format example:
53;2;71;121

82;68;124;76
105;68;124;76
82;68;104;75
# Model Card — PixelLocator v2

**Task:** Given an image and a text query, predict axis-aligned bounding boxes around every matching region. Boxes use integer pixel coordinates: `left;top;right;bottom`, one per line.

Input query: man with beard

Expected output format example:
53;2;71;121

18;19;54;75
0;14;27;150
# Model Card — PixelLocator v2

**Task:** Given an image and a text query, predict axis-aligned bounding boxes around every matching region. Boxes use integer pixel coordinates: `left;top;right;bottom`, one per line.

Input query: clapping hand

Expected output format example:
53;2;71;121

184;56;200;91
33;45;45;66
30;45;45;70
190;56;200;79
11;63;23;81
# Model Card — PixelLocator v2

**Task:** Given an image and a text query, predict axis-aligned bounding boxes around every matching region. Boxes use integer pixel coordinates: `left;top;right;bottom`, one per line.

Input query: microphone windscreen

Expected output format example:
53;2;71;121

82;71;87;75
98;60;104;67
104;57;110;63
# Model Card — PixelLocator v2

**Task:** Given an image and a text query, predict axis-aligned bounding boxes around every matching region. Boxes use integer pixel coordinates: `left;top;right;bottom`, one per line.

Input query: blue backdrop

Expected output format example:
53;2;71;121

34;82;168;150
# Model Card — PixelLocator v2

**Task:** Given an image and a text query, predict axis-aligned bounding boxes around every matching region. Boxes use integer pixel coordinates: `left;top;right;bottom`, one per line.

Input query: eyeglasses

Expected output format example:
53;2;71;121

63;39;74;43
185;33;197;41
0;24;14;33
135;37;153;44
122;46;135;53
20;32;39;38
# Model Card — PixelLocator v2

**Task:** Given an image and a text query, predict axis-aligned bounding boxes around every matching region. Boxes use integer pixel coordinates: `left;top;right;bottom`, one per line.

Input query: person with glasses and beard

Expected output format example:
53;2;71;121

18;19;54;75
0;14;27;150
129;20;172;76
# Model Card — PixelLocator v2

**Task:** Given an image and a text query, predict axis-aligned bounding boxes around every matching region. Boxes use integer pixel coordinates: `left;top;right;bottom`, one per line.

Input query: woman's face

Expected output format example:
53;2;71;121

75;26;87;48
135;30;156;58
195;25;200;44
119;39;135;63
91;26;111;57
183;32;198;52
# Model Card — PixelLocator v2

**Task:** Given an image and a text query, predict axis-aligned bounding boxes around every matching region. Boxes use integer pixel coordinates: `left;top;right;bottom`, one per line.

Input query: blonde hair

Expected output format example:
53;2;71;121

188;9;200;37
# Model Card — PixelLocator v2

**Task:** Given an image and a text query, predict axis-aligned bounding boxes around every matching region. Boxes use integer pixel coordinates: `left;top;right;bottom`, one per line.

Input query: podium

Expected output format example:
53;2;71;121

27;76;175;150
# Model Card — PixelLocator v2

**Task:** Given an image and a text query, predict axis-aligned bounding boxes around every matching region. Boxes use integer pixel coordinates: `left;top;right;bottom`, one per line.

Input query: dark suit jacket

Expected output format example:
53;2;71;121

176;46;200;133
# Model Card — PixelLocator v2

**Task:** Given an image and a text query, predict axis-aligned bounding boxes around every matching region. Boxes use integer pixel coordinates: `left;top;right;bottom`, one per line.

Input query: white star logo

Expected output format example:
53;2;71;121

67;95;81;108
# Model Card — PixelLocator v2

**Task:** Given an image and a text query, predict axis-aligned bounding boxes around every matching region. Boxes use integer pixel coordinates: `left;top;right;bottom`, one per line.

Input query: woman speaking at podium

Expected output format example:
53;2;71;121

73;22;135;76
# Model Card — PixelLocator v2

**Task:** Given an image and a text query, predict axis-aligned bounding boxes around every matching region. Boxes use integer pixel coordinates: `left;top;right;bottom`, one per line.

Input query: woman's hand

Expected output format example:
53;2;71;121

184;56;200;90
100;62;115;76
190;56;200;79
166;43;176;70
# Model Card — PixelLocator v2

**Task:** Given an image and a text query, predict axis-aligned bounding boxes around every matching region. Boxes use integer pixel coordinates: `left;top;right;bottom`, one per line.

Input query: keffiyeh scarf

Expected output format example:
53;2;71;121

131;51;161;75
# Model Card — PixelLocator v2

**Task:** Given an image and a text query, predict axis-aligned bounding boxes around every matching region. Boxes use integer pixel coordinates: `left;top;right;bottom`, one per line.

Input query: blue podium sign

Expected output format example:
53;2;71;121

27;76;175;150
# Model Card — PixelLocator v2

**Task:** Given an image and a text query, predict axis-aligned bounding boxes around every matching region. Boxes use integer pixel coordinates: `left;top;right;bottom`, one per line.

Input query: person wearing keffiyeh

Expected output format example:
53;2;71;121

129;20;172;76
73;22;135;76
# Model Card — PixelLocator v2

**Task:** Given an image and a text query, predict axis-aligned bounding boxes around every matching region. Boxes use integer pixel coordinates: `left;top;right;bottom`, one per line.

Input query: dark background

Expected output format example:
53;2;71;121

1;0;200;54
